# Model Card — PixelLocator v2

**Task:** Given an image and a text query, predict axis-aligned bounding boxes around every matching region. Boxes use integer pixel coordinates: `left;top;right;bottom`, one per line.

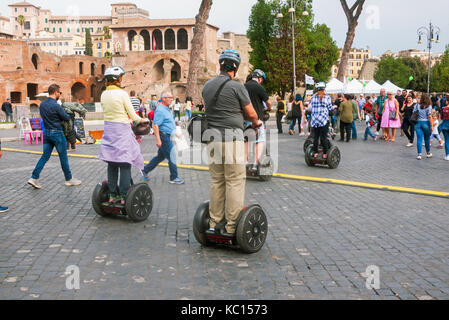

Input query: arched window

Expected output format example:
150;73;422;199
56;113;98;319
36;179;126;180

164;29;175;50
152;29;162;50
90;63;95;75
127;30;137;51
31;54;39;70
140;30;151;51
177;29;188;50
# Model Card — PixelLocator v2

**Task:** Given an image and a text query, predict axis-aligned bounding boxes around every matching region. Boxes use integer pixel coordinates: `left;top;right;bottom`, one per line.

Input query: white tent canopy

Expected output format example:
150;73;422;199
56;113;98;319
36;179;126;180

382;80;403;93
344;79;364;94
325;78;344;94
363;80;383;95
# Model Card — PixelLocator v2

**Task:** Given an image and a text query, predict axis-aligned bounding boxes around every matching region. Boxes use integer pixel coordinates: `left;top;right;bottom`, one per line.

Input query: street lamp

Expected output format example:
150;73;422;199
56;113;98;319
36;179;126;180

417;22;440;95
276;0;309;97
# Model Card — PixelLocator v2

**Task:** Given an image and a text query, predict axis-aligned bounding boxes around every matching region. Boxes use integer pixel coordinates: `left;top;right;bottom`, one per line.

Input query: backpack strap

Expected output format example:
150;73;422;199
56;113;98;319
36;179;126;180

210;77;232;108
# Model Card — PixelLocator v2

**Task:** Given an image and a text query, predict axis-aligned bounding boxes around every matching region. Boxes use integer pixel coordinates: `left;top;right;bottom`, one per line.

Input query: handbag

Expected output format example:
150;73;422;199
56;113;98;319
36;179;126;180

389;110;397;120
410;110;419;124
286;111;293;121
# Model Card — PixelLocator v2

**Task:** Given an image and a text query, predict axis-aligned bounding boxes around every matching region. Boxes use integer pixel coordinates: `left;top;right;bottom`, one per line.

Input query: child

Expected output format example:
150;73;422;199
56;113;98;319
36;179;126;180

431;111;444;149
364;107;377;141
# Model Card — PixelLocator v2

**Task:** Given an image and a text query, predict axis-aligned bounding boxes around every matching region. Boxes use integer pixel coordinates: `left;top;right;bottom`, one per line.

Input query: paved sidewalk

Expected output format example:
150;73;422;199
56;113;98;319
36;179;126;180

0;122;448;300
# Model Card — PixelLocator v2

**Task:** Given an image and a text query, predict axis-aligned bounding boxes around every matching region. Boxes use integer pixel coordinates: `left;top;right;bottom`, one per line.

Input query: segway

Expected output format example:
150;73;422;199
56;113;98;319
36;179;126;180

303;127;336;153
92;179;153;222
193;201;268;254
244;124;274;182
305;143;341;169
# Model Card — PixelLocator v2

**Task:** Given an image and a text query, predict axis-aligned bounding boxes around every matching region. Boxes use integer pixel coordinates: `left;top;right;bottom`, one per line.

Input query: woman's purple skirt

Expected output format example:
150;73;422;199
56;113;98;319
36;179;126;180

98;121;144;170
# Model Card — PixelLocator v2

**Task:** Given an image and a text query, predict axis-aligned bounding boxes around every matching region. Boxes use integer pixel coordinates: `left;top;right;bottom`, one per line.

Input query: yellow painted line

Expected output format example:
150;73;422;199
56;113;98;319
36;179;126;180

3;147;449;198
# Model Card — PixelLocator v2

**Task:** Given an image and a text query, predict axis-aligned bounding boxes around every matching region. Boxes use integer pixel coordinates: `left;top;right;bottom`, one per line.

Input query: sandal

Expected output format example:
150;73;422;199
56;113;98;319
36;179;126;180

385;136;391;142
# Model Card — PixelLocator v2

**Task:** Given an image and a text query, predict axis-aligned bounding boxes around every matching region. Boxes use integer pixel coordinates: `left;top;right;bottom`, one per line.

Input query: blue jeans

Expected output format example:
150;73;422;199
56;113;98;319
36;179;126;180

351;121;357;139
143;133;178;181
443;130;449;157
107;162;131;198
364;126;375;140
4;112;13;122
173;110;181;121
32;130;72;181
185;109;192;120
415;121;431;155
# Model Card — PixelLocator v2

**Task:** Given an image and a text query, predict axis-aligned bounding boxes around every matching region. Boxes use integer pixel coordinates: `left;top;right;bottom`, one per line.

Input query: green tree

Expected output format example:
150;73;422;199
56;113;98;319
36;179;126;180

401;56;427;92
85;29;93;56
247;0;338;97
17;15;26;38
431;49;449;92
374;56;410;88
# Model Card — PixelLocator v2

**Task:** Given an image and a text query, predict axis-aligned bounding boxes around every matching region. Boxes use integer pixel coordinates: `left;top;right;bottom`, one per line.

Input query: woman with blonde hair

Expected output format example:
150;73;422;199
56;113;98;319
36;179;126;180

380;91;401;142
98;66;149;204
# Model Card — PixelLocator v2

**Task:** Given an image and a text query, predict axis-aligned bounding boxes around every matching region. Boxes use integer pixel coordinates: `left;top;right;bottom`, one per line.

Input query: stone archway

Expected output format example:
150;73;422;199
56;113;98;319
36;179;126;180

31;54;39;70
127;30;137;51
152;59;164;82
140;30;151;51
153;29;163;50
170;59;181;82
165;29;175;50
177;29;188;50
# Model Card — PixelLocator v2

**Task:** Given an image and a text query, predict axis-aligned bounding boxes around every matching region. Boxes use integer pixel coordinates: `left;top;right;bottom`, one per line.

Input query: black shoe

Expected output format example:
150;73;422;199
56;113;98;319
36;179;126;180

221;231;236;238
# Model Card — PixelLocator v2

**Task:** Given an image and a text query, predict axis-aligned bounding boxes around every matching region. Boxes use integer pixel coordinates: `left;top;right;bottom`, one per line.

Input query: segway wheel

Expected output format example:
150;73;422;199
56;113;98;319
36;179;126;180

92;181;110;217
258;156;273;182
303;139;313;154
304;145;315;167
327;146;341;169
193;201;212;247
125;183;153;222
236;205;268;254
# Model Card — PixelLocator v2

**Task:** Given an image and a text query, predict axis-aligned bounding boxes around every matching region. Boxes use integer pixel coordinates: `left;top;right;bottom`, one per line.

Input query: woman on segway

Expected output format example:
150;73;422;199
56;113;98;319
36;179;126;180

98;66;149;205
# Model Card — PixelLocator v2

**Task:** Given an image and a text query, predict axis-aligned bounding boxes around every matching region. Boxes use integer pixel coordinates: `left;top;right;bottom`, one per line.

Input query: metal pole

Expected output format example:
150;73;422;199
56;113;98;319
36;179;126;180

291;0;296;98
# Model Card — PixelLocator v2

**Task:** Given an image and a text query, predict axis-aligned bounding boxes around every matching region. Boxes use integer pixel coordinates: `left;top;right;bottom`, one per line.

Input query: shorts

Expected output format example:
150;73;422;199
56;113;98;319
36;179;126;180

245;120;266;143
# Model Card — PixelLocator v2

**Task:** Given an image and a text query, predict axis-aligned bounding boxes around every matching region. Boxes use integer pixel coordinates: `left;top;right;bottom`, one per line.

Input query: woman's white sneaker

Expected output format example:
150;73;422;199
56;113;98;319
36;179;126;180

27;178;41;189
65;178;82;186
445;155;449;161
426;153;433;159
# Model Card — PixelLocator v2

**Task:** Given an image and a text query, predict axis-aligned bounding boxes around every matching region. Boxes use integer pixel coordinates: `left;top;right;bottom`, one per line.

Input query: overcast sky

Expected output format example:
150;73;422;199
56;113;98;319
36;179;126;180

1;0;448;55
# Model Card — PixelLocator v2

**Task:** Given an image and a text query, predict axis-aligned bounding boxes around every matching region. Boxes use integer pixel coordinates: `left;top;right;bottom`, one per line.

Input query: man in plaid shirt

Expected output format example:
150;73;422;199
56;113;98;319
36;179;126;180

310;82;335;159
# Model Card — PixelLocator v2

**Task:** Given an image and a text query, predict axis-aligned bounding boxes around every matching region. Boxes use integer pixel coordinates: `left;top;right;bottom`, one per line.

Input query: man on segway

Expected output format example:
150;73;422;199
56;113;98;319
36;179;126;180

202;49;262;237
244;69;272;172
310;82;336;159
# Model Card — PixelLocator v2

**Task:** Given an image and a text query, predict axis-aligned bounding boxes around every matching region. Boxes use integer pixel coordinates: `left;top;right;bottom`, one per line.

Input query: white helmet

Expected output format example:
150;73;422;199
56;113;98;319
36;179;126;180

104;66;125;81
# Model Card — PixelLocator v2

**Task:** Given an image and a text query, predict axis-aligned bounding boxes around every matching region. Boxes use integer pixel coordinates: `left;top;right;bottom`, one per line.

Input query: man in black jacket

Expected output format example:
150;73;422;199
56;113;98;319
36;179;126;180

2;98;13;123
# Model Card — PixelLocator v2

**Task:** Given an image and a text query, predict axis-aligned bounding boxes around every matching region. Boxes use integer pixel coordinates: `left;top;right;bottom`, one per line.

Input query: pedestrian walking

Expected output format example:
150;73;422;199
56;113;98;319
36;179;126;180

350;94;360;140
130;90;140;114
276;96;286;134
141;91;184;185
289;94;303;135
363;107;377;141
185;97;193;121
28;84;82;189
413;94;434;160
439;99;449;160
430;111;444;149
173;98;181;121
401;95;416;147
381;91;401;142
338;94;353;142
2;98;13;123
375;89;388;138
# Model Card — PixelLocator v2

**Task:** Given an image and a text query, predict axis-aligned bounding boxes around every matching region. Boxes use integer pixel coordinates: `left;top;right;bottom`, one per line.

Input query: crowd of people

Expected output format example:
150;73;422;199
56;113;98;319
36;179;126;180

274;87;449;161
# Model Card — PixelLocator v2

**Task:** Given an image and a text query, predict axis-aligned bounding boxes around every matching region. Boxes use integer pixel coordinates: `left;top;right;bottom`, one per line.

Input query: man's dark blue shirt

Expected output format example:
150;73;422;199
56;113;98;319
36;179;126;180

39;98;70;131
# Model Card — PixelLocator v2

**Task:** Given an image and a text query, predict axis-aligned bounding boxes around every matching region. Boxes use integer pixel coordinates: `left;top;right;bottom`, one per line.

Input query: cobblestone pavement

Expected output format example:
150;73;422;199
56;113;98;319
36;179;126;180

1;122;448;300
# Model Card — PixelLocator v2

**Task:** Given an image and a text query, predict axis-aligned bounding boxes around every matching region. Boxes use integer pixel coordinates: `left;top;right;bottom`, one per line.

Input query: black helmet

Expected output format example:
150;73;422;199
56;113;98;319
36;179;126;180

219;49;241;72
253;69;266;80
